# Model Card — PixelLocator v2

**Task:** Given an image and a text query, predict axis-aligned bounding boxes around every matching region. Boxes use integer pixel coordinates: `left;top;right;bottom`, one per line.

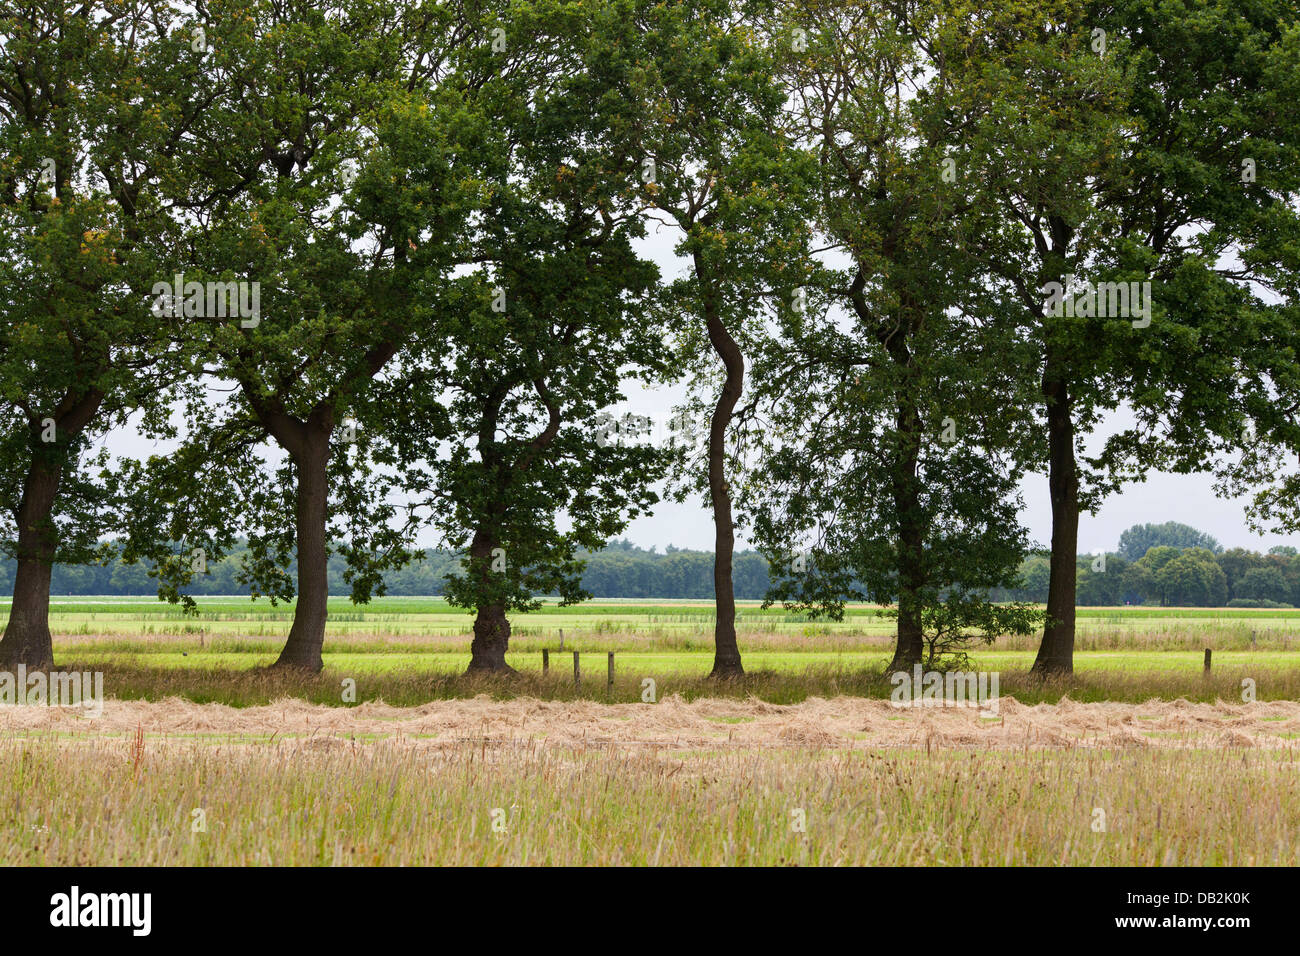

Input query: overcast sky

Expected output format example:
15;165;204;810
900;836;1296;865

620;461;1300;555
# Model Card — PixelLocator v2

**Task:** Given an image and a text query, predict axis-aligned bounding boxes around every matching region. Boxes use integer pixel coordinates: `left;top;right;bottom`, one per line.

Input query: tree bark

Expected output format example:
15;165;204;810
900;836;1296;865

468;603;513;673
697;254;744;679
0;459;62;668
889;463;926;671
468;603;514;674
273;427;331;671
1032;353;1079;675
886;326;926;672
466;527;517;674
1;392;103;668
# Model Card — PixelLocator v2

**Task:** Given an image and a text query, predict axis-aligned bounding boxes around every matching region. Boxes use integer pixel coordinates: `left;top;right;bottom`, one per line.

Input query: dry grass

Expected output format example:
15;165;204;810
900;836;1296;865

3;695;1299;864
5;693;1300;749
16;601;1298;865
50;660;1300;707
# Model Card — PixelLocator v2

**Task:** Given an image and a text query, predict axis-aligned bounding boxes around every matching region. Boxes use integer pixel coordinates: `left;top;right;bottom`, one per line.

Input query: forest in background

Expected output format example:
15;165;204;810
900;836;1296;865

7;522;1298;609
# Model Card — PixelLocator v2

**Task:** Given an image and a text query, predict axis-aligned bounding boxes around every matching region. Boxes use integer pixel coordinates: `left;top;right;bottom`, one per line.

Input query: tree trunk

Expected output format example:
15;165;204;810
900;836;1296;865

0;459;62;668
887;381;926;671
468;603;514;674
889;521;926;671
465;528;516;674
1;393;104;668
1032;356;1079;675
273;431;331;671
888;592;925;671
697;255;744;679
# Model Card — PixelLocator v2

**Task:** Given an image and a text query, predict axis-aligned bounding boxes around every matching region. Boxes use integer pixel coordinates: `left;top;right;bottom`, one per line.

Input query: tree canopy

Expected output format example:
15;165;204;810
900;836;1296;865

2;0;1298;677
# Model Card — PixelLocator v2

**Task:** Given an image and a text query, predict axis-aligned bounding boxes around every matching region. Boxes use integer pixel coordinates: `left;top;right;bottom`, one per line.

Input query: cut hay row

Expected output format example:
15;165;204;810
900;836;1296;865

4;695;1300;752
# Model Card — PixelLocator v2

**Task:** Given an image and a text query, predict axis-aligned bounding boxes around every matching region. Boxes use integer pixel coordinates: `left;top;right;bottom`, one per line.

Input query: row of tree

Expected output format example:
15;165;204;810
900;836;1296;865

996;522;1300;607
3;0;1299;676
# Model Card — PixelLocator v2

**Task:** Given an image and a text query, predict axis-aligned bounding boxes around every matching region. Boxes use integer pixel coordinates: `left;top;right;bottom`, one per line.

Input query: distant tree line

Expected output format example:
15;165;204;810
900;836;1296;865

9;524;1297;609
995;551;1300;609
988;522;1299;608
0;538;776;601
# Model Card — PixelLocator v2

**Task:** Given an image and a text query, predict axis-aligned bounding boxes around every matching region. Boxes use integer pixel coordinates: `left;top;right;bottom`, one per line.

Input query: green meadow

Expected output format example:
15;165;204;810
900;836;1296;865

12;595;1299;706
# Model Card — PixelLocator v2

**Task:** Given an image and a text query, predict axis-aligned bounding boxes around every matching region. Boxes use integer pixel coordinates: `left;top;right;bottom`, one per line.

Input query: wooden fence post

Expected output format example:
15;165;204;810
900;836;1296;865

542;648;549;674
607;652;615;697
573;651;580;689
1204;648;1212;674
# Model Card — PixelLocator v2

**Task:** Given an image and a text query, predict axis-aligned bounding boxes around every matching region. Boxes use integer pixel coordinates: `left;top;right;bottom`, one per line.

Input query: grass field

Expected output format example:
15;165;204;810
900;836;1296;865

6;596;1300;865
15;595;1300;705
5;694;1300;865
9;743;1300;865
25;595;1300;649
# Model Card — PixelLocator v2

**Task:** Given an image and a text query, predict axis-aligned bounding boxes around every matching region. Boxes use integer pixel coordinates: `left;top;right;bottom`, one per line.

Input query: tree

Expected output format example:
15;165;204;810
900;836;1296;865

1076;554;1133;606
910;595;1044;670
1136;545;1180;573
1117;1;1300;576
118;0;502;670
0;0;199;666
624;0;816;677
369;0;674;673
1154;548;1228;607
1117;522;1221;561
947;0;1300;672
1018;554;1053;602
746;0;1042;669
1235;566;1291;604
1217;547;1267;600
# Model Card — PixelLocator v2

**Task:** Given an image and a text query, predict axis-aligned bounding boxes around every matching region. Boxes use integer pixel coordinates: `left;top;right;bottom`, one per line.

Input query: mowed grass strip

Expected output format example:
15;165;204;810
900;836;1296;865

4;740;1298;865
47;657;1300;707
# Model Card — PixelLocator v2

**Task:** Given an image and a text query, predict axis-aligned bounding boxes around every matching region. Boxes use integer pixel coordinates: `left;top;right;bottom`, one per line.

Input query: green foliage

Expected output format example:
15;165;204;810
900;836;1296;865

368;0;677;624
1152;548;1228;607
1118;522;1223;560
883;595;1045;670
19;538;777;600
115;0;484;613
4;0;1300;676
12;535;1300;610
1235;566;1292;604
743;0;1042;668
0;1;196;569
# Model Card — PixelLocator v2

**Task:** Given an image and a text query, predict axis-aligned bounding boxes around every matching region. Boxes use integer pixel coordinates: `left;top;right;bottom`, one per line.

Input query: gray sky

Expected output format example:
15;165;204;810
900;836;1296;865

621;465;1300;555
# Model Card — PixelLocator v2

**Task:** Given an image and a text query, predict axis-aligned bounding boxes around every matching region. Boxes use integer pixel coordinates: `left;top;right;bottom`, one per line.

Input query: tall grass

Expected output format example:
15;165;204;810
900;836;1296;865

4;739;1297;864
